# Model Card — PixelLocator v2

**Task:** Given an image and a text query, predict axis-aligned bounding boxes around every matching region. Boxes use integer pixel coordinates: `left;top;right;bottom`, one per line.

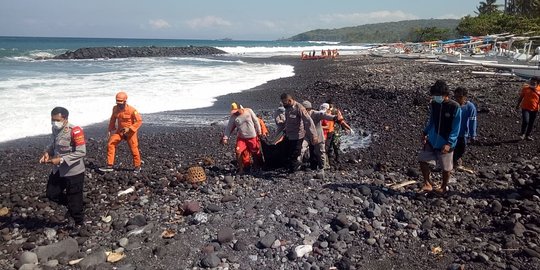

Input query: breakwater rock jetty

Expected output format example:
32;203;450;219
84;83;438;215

52;46;226;60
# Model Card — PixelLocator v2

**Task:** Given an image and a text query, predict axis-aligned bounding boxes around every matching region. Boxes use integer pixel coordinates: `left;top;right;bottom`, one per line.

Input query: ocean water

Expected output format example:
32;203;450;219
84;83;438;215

0;36;370;143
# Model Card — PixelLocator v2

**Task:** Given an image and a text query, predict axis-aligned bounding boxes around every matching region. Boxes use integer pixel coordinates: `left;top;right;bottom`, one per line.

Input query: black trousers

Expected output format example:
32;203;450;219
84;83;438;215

308;144;323;170
453;137;467;163
283;137;303;172
521;109;538;136
46;171;84;224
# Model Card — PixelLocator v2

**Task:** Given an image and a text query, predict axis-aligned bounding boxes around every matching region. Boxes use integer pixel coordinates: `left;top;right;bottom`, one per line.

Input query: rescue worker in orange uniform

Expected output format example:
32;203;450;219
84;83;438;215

221;102;262;174
257;114;269;137
100;91;143;172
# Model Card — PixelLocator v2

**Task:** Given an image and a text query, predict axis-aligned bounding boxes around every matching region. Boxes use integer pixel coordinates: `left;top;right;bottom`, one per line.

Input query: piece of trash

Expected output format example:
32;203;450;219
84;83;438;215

118;187;135;196
161;228;176;239
69;258;83;265
457;167;475;174
127;227;145;237
0;207;9;217
390;180;417;190
431;246;443;256
193;212;208;224
294;245;313;258
107;252;126;263
101;215;112;223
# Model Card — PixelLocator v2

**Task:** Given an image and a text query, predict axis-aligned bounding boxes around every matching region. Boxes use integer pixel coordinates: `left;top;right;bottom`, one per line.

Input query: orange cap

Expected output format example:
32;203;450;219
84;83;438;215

116;91;128;103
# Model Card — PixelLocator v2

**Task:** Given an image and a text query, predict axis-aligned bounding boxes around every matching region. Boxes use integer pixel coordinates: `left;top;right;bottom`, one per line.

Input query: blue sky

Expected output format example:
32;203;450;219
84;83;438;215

0;0;479;40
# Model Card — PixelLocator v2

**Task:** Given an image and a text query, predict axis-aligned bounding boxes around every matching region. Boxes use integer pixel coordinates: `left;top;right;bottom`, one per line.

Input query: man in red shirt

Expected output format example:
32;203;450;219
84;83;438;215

516;77;540;140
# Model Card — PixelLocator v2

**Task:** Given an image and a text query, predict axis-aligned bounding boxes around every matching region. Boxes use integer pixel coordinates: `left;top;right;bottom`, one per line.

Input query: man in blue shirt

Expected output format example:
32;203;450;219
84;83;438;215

419;80;462;194
453;87;477;170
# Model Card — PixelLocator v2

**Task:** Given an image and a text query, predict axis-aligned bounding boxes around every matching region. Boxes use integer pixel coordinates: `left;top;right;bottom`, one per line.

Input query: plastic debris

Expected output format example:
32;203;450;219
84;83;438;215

431;246;443;256
101;215;112;223
117;187;135;196
106;252;125;263
294;245;313;258
69;258;83;265
0;207;9;217
161;228;176;239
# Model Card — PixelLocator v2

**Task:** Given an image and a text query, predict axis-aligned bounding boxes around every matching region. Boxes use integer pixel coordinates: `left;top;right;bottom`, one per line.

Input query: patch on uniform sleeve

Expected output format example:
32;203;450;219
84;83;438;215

71;126;86;146
134;111;138;115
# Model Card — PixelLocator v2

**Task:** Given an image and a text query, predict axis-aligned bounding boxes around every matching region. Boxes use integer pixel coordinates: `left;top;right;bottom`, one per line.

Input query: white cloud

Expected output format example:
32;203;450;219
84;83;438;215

186;16;232;29
320;10;419;26
148;19;171;29
257;20;278;29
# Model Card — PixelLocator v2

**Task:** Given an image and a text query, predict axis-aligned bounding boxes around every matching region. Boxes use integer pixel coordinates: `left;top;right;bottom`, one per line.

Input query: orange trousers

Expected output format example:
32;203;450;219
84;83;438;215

107;133;141;167
236;137;261;168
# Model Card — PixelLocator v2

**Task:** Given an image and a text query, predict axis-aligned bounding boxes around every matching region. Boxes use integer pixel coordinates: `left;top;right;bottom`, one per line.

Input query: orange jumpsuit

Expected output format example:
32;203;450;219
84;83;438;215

258;117;269;137
107;104;142;167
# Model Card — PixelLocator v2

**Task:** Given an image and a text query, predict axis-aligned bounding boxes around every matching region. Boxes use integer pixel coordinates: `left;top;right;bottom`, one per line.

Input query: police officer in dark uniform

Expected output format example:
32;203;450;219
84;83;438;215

40;107;86;226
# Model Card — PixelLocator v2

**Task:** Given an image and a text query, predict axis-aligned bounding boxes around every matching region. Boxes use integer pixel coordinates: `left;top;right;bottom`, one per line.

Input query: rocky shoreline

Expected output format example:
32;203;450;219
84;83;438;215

50;46;226;60
1;55;540;270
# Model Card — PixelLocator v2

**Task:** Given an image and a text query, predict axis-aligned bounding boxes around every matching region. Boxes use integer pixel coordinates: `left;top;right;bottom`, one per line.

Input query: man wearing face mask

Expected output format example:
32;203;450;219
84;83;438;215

39;107;86;226
278;93;319;173
101;91;143;173
419;80;462;194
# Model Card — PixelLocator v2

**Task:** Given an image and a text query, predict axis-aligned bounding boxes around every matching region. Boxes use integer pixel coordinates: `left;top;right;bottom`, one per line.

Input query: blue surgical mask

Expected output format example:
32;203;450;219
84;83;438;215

433;96;444;104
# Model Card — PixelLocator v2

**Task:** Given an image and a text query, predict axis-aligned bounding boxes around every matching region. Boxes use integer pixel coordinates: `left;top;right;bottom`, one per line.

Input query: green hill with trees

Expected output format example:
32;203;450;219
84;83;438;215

284;0;540;43
283;19;460;43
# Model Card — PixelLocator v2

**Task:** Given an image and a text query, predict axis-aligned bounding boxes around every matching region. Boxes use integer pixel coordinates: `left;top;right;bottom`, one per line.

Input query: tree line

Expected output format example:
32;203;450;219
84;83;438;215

283;19;459;43
283;0;540;43
457;0;540;36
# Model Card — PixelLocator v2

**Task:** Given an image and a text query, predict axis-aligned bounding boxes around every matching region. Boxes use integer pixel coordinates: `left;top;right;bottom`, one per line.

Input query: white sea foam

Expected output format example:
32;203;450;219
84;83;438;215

217;45;371;57
28;51;56;59
0;57;294;142
308;41;341;45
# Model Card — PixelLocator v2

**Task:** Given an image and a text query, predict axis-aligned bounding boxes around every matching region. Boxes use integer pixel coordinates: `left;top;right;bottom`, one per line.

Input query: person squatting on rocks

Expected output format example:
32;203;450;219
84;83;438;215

324;99;352;163
303;100;350;172
39;107;86;226
419;80;462;194
221;102;263;174
453;87;477;170
278;93;319;173
101;91;143;173
516;76;540;141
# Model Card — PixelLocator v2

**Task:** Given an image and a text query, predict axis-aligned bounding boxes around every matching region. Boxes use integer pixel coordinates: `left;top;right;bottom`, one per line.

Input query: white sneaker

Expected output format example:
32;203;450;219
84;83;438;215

99;166;114;172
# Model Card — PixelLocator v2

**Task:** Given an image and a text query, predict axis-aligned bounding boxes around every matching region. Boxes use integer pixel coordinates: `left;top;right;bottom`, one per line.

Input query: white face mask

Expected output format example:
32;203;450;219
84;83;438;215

51;121;65;130
433;96;444;104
